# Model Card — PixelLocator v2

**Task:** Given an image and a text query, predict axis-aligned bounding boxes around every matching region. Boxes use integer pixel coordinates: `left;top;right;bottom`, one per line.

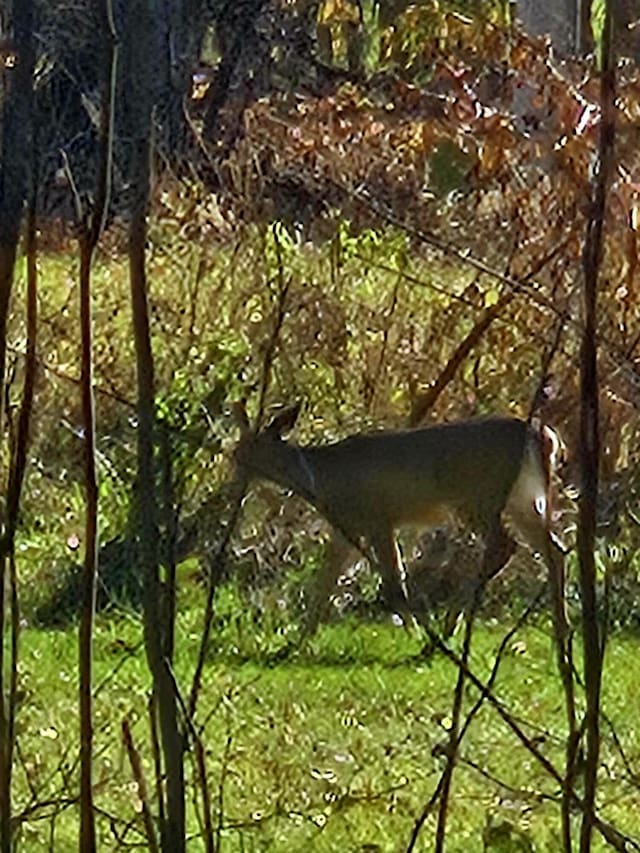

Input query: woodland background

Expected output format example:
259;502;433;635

0;0;638;850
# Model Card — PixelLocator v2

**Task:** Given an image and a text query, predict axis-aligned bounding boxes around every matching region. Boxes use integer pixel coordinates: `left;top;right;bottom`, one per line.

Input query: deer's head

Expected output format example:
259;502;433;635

232;403;302;484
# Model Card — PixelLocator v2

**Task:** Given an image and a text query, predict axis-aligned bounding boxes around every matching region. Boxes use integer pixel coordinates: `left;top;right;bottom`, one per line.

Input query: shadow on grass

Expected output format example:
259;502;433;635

208;618;445;670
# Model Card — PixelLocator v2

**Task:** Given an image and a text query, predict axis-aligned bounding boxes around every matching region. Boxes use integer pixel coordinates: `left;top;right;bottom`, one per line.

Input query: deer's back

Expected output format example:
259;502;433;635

308;417;531;530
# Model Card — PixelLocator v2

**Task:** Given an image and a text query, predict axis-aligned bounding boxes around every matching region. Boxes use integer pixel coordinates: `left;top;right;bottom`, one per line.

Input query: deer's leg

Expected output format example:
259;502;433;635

303;531;354;637
491;506;571;673
480;516;517;583
508;493;576;842
369;529;414;621
438;516;513;635
507;504;569;641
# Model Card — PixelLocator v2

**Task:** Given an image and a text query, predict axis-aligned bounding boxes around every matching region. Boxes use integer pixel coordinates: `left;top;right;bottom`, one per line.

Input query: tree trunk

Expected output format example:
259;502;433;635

0;2;34;850
516;0;580;55
154;0;210;156
577;4;615;849
615;0;640;57
125;1;186;849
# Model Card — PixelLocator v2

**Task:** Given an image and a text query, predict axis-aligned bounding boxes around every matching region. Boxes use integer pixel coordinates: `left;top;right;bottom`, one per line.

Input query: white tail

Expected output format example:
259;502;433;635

234;405;565;634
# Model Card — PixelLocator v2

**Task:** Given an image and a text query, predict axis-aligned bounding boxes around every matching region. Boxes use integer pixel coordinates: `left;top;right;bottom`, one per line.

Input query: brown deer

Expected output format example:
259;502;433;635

233;404;566;637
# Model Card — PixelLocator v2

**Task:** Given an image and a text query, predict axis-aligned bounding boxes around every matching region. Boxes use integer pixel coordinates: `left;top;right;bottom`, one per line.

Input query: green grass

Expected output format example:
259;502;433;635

10;608;640;851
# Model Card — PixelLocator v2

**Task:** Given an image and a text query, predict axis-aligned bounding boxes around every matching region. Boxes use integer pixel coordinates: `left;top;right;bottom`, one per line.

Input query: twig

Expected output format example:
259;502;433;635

60;150;84;226
407;585;546;851
369;272;401;414
459;753;556;804
121;718;159;853
433;608;476;851
195;736;215;853
410;290;512;426
410;236;571;426
148;694;165;833
256;223;291;428
545;535;577;852
417;621;632;851
528;311;567;420
578;4;616;850
158;422;178;662
188;252;290;717
187;485;247;718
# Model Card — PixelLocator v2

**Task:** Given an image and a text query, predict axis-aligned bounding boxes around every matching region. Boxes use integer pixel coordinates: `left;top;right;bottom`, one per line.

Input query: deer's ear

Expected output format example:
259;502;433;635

267;403;301;437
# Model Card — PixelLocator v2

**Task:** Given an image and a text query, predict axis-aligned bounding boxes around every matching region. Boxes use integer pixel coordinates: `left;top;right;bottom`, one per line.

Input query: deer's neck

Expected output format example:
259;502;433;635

252;441;320;507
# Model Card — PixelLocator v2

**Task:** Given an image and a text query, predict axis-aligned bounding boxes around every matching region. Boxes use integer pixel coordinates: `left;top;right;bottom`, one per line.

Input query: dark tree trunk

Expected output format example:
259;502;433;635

615;0;640;58
577;3;615;849
516;0;582;55
0;2;34;850
202;0;268;140
154;0;210;156
0;0;33;415
77;2;118;848
125;0;186;849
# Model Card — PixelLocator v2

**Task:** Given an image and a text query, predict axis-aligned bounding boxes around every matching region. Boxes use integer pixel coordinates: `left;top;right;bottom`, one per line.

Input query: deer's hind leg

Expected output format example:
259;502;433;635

480;516;518;583
507;501;570;658
438;516;516;641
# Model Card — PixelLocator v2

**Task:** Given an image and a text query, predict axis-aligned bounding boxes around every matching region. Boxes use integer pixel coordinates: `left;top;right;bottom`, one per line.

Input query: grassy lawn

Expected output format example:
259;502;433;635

11;606;640;851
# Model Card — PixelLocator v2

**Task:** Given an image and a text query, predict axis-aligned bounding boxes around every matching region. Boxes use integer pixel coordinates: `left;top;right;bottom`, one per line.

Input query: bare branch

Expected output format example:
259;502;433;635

578;3;617;850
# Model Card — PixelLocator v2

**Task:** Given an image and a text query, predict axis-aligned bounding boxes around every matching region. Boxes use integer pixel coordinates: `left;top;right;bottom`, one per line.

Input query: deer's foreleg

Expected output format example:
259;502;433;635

369;529;418;632
303;531;354;637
